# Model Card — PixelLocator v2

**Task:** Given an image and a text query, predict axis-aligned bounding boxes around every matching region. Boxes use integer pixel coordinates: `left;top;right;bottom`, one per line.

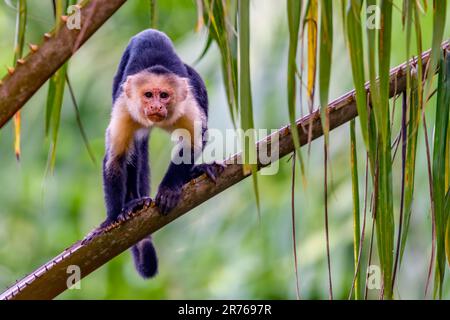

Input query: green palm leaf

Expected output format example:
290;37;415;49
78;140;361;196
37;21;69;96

432;51;450;299
238;0;260;215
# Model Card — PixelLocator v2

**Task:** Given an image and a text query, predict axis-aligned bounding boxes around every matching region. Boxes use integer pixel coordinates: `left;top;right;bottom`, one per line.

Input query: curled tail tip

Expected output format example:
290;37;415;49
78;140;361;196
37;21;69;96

132;237;158;279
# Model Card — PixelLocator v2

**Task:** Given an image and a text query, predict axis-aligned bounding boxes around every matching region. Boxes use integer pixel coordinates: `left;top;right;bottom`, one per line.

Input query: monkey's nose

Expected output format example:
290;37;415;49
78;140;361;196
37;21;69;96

146;107;167;122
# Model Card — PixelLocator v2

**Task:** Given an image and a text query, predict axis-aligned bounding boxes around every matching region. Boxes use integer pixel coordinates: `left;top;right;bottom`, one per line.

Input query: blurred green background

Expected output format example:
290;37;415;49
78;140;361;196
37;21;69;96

0;0;449;299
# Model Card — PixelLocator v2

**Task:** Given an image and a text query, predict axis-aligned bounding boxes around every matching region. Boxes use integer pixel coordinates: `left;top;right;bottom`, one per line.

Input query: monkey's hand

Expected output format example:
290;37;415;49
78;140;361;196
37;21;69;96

155;184;182;216
190;162;226;183
155;163;226;215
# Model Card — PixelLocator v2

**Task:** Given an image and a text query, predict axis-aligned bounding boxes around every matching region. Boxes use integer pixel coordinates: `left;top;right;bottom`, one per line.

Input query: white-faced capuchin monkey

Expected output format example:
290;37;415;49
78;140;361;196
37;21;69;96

103;29;223;278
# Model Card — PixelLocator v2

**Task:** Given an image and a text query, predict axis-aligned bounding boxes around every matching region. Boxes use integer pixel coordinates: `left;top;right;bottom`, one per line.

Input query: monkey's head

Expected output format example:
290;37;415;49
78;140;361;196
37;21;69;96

123;69;188;126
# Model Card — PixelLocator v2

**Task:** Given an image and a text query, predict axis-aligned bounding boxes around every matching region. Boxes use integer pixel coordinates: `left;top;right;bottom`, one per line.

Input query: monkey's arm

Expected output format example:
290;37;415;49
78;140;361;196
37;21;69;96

156;148;196;215
156;153;225;214
102;153;127;224
156;131;224;214
102;103;142;223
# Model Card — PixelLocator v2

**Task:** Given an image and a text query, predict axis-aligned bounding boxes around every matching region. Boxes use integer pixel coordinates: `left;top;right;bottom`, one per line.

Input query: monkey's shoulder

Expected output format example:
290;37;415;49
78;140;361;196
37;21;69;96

107;99;143;157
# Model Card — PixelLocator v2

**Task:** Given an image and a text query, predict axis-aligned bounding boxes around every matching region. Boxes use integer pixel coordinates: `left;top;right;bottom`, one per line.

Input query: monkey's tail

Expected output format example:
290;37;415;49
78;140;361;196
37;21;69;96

131;235;158;278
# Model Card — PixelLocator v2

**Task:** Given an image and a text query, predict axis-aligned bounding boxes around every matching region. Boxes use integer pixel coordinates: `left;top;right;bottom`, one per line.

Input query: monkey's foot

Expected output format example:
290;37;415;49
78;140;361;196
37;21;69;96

99;218;113;229
82;218;115;244
119;197;153;221
97;198;152;228
82;198;153;245
155;185;182;216
190;162;226;183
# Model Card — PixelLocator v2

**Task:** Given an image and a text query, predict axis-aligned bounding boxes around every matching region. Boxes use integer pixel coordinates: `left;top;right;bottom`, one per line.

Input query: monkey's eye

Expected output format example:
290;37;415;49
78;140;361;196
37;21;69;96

144;92;153;98
160;92;169;99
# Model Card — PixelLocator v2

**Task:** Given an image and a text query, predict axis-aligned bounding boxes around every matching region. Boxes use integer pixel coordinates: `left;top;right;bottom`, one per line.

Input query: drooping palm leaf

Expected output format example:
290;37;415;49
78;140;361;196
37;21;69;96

345;1;371;156
366;0;381;151
302;0;318;156
350;119;361;299
374;0;395;300
201;0;239;126
432;51;450;299
377;1;393;143
195;0;204;31
286;1;305;298
445;189;450;267
423;0;446;103
13;0;27;161
399;0;416;263
238;0;260;215
46;63;67;173
290;152;300;299
46;0;69;173
318;0;333;299
400;0;425;263
423;1;448;299
65;75;96;164
286;0;306;180
392;91;408;291
304;0;317;113
318;0;332;146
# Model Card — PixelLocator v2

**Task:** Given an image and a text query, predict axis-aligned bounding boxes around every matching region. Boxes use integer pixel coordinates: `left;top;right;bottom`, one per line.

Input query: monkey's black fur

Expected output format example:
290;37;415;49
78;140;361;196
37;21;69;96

103;29;216;279
131;235;158;278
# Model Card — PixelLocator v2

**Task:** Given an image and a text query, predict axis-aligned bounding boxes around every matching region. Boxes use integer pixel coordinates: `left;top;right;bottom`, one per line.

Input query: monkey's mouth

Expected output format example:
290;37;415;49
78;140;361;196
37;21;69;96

147;113;167;122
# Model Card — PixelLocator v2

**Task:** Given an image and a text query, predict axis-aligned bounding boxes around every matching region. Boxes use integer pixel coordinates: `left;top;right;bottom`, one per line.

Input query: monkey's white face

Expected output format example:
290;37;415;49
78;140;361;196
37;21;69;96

140;86;173;122
124;72;188;127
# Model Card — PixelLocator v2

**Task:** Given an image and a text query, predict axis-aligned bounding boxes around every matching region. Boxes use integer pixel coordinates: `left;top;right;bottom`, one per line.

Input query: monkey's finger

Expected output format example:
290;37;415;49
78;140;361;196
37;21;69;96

166;193;177;213
163;193;177;214
156;193;167;214
205;167;217;183
117;214;127;222
206;163;226;183
144;197;152;207
155;192;162;204
215;161;227;169
159;199;167;215
99;218;115;229
214;163;226;177
166;194;178;213
162;200;170;215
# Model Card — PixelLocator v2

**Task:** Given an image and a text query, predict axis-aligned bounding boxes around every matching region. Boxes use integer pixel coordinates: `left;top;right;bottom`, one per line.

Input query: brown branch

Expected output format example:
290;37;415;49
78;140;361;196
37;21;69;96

0;0;127;128
1;41;448;300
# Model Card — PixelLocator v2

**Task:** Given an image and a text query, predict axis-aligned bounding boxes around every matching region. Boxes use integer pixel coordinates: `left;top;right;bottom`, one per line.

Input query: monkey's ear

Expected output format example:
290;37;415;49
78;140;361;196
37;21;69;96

178;78;189;102
124;76;134;98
